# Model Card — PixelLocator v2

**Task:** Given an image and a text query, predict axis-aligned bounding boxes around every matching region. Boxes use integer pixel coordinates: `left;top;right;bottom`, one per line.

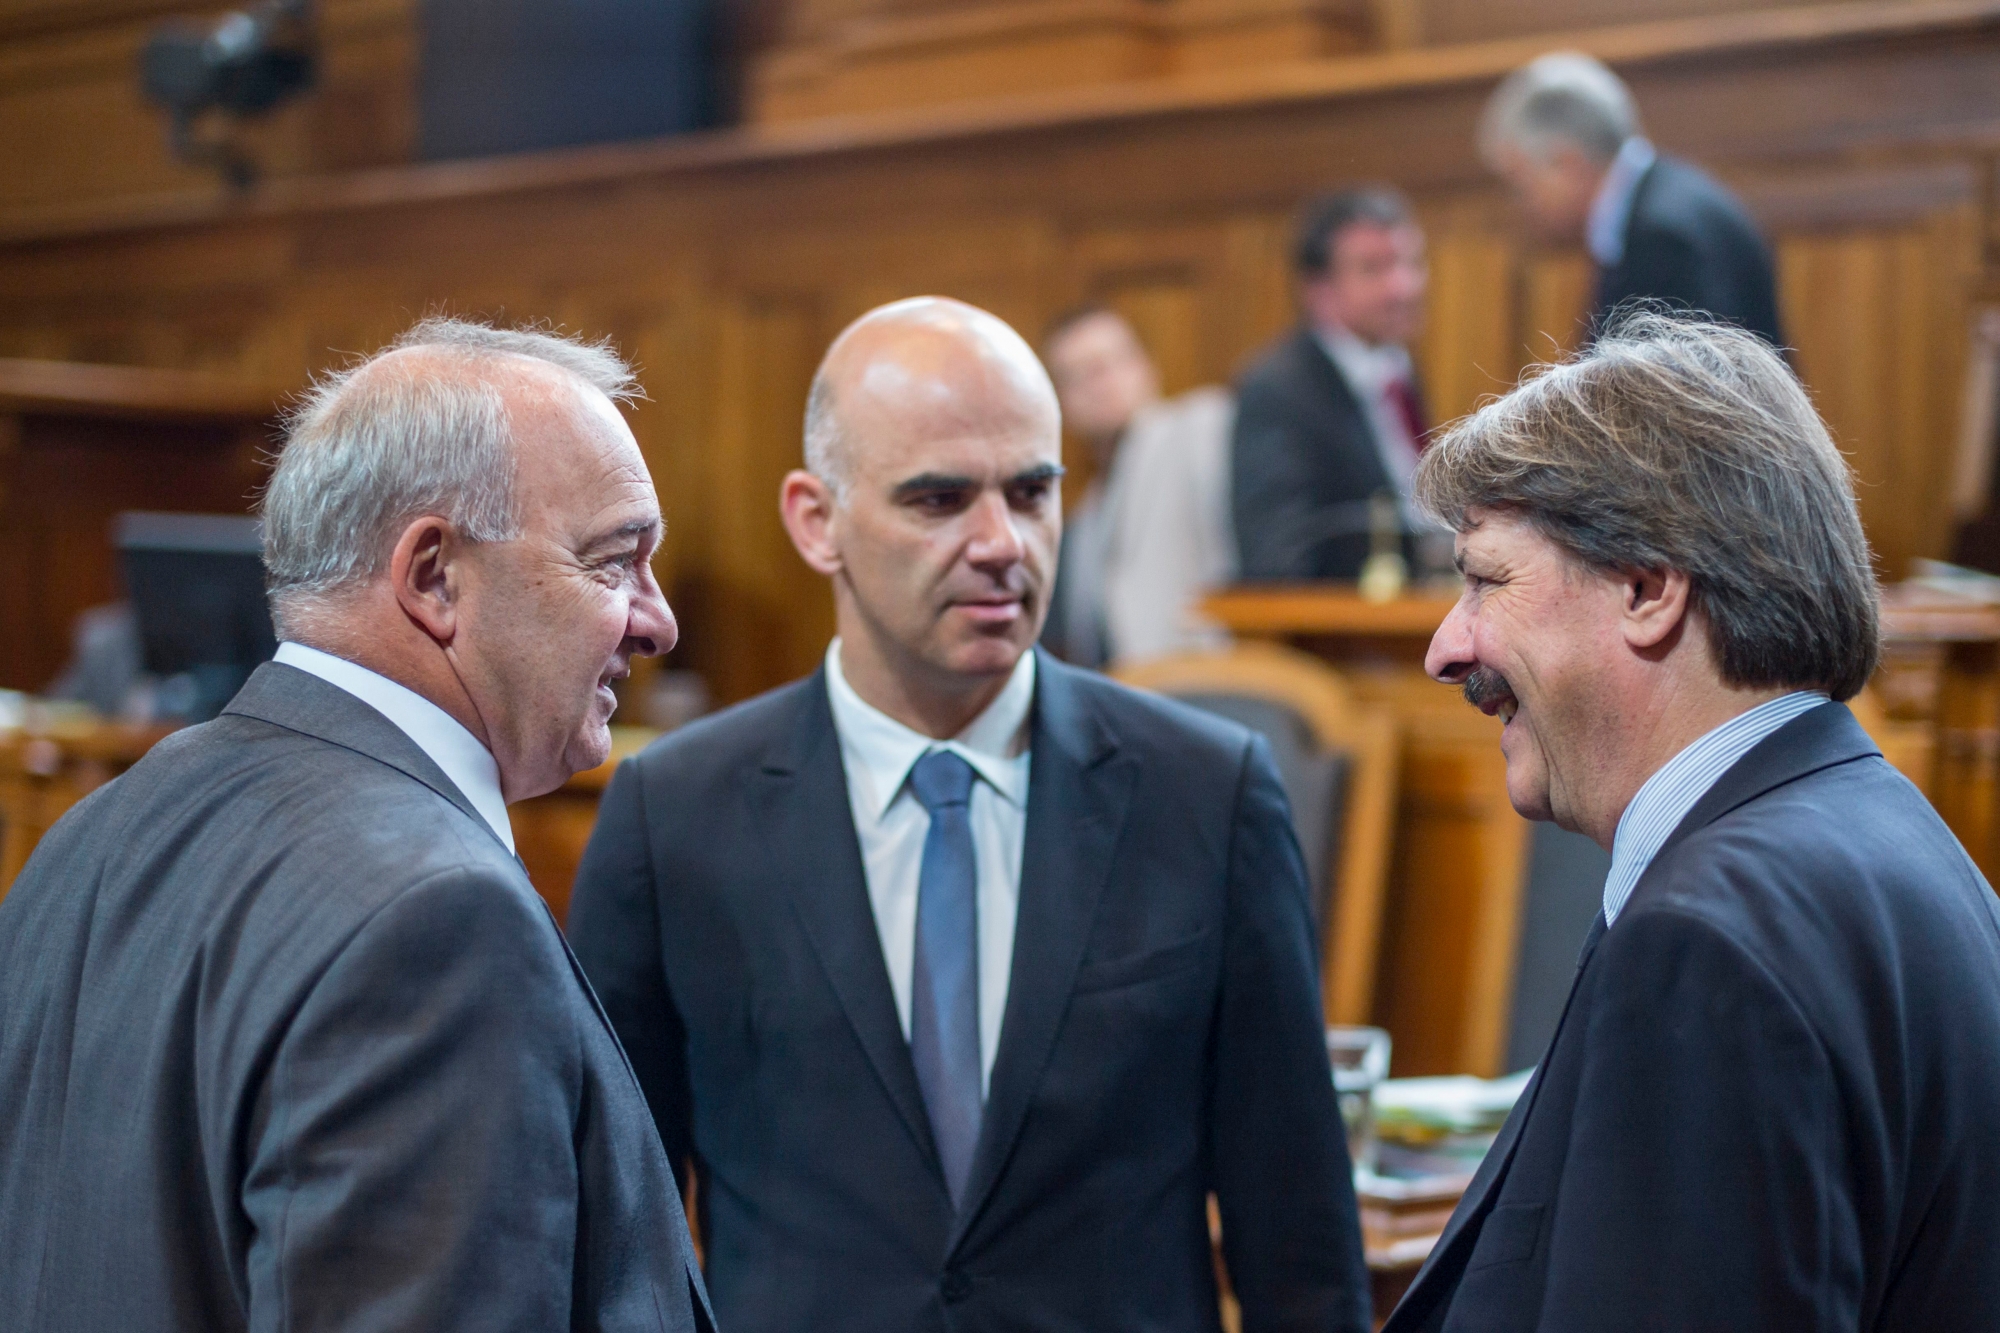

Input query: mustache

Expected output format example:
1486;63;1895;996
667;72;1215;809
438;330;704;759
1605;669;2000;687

1462;667;1515;712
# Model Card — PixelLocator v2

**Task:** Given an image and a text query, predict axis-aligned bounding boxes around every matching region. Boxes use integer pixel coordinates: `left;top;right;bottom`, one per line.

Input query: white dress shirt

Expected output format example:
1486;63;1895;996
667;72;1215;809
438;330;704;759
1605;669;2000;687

824;639;1033;1095
273;641;515;853
1600;690;1827;928
1586;136;1658;268
1316;325;1423;509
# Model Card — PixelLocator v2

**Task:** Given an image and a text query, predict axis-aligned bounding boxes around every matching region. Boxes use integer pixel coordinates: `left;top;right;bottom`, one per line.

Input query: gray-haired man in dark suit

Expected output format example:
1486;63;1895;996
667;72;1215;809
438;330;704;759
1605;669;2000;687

0;318;711;1332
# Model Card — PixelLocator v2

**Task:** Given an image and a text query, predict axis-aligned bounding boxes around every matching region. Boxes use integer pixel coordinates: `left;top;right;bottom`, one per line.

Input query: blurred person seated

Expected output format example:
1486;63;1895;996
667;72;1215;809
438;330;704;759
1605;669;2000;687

1040;304;1235;668
1481;51;1783;347
1232;187;1440;581
45;602;145;719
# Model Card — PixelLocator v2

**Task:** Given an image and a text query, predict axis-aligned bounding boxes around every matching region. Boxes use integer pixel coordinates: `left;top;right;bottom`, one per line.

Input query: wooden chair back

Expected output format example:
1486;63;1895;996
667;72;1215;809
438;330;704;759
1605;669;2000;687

1115;643;1398;1026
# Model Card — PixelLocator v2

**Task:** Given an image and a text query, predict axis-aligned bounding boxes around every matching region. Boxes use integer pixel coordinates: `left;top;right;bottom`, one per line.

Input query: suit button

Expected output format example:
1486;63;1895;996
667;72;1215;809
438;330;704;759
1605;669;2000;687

941;1270;973;1303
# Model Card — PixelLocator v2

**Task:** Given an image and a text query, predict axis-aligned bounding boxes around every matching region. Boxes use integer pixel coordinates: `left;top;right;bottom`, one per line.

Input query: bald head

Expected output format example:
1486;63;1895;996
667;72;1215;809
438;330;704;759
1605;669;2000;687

779;296;1064;737
804;297;1059;501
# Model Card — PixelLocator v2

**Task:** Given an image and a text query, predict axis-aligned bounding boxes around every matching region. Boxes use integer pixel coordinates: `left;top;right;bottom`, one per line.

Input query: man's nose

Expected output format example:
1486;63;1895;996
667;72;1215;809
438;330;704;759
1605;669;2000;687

627;578;679;658
1425;597;1475;684
965;491;1025;568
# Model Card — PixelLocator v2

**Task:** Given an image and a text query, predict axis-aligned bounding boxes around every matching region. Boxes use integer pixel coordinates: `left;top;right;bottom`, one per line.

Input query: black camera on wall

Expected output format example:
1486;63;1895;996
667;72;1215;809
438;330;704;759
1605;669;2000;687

140;0;317;187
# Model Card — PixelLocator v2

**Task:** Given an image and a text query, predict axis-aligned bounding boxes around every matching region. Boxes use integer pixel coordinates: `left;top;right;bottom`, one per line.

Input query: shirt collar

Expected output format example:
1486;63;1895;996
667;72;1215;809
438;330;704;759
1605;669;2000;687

824;638;1035;822
1314;324;1412;397
1601;690;1827;928
1586;136;1657;268
273;641;515;852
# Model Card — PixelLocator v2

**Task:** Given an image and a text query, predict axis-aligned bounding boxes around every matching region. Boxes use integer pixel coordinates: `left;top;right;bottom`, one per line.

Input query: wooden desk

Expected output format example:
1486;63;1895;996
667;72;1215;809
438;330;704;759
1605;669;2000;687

1878;590;2000;881
1205;586;1522;1078
0;717;659;920
0;717;173;896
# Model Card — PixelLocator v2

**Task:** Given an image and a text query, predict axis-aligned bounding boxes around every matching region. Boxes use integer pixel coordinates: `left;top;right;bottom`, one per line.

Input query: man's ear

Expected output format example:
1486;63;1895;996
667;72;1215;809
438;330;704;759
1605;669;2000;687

779;470;843;577
1620;565;1693;652
389;515;461;646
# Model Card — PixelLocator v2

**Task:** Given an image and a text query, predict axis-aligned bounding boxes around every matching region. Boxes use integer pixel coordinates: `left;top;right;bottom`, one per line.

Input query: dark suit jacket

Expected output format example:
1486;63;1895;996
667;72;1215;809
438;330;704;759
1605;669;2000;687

567;650;1369;1333
0;663;713;1333
1594;154;1784;347
1232;328;1410;581
1384;703;2000;1333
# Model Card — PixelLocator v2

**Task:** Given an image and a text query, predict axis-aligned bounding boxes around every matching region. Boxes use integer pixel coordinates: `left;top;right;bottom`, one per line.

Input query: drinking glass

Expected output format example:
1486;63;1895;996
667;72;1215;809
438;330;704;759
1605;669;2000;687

1326;1026;1392;1177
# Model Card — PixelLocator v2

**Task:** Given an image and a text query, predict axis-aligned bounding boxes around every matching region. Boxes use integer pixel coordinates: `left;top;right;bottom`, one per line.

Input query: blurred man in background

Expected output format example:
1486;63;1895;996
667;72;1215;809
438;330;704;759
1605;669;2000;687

1481;51;1783;347
1232;187;1434;581
1040;304;1234;668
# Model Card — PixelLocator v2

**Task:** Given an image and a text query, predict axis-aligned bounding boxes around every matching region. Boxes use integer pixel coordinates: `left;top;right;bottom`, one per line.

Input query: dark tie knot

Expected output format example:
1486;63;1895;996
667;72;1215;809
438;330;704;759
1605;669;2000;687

909;749;977;813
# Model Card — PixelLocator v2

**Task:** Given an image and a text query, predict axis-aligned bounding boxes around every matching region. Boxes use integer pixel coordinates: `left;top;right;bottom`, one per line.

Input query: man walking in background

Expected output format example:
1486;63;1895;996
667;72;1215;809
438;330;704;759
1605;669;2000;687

1232;187;1437;581
0;318;712;1332
1480;51;1784;347
569;296;1368;1333
1040;303;1235;668
1386;311;2000;1331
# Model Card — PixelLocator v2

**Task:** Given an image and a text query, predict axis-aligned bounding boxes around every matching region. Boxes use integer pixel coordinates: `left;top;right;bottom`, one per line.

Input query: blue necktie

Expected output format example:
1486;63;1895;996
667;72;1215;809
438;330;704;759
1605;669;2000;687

908;749;983;1210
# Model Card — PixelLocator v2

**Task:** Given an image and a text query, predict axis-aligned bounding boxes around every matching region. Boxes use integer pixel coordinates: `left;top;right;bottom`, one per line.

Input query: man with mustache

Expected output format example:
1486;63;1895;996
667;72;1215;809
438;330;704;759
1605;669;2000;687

568;296;1369;1333
1383;310;2000;1331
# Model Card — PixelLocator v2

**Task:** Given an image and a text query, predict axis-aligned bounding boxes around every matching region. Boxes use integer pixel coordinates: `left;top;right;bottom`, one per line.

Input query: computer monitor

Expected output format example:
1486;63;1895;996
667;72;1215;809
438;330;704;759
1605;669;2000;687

116;511;276;722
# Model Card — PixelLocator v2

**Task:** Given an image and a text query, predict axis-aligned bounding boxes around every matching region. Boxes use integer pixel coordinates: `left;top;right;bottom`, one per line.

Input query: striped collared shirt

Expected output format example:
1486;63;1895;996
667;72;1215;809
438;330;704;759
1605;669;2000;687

1601;691;1828;927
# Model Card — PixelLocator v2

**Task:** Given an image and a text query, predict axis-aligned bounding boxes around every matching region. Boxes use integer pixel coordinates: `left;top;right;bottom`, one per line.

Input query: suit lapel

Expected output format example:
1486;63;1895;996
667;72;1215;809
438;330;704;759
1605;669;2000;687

1393;705;1878;1327
751;673;942;1176
223;662;500;850
1637;702;1877;897
1396;912;1607;1322
949;655;1136;1251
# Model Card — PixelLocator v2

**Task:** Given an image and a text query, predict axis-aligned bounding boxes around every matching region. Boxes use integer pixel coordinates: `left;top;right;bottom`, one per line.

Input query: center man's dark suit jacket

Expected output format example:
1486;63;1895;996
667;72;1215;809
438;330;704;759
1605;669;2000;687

567;650;1370;1333
1383;703;2000;1333
0;662;713;1333
1231;328;1414;582
1593;153;1784;348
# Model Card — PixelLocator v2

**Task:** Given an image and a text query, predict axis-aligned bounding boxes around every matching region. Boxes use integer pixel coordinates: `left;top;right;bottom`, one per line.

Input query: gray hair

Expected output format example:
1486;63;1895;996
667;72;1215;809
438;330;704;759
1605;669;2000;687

262;316;638;632
1479;51;1640;166
1415;308;1880;701
803;371;851;501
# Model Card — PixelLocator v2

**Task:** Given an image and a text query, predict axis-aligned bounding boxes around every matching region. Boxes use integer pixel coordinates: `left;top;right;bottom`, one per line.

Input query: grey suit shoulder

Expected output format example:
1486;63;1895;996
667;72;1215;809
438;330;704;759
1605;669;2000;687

0;662;712;1333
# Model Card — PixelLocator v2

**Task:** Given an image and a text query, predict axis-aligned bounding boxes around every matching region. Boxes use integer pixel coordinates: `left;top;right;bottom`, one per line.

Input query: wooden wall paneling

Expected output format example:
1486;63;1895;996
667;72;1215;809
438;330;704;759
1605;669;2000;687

697;287;831;703
0;0;414;217
0;411;268;691
1418;0;1829;47
1357;683;1531;1078
1516;249;1596;365
1777;195;1979;581
1411;193;1521;426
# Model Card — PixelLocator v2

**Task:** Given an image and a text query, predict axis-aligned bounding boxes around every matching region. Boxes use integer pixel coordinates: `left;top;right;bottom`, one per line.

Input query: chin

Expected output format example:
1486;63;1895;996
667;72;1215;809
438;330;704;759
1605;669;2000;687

565;723;614;778
947;635;1031;679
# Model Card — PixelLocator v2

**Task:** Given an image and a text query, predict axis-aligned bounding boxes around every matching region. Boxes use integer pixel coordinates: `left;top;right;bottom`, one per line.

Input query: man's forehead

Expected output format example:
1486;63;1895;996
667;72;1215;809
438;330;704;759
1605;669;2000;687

870;428;1059;483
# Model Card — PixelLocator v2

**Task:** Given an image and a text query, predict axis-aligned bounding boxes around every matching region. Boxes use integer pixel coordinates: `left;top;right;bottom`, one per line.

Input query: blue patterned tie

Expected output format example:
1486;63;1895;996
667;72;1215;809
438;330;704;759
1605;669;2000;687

907;748;983;1210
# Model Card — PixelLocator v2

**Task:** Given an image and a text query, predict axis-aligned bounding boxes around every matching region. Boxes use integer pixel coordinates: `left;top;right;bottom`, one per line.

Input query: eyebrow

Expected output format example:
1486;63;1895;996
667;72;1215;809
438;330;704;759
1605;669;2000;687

579;517;660;552
889;462;1066;501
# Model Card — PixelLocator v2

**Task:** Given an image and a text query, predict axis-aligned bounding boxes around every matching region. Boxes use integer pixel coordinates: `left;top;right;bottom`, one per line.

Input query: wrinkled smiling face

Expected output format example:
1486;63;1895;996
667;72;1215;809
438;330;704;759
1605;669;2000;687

453;375;676;799
1424;508;1628;829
